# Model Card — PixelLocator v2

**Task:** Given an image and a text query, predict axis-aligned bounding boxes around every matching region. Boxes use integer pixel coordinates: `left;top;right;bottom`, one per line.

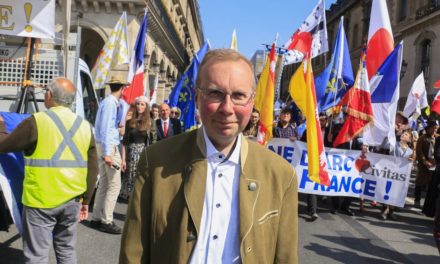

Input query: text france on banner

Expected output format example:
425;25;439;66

0;0;55;39
268;138;412;207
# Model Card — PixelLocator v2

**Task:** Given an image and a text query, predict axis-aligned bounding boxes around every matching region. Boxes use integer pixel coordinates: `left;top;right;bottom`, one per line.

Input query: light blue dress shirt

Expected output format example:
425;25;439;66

94;95;120;156
190;128;241;264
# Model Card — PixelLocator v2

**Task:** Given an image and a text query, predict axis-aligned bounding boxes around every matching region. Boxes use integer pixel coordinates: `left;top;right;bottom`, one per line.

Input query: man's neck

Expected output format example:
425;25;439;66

212;137;238;157
111;91;121;99
281;121;289;128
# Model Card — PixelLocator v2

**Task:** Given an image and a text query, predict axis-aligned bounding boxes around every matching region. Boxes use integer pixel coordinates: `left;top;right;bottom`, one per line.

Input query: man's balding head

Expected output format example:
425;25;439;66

45;77;76;108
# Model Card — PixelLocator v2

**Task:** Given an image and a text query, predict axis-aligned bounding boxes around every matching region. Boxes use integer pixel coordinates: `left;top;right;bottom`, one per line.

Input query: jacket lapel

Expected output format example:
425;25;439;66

238;139;260;242
183;129;207;234
168;119;174;137
239;175;260;243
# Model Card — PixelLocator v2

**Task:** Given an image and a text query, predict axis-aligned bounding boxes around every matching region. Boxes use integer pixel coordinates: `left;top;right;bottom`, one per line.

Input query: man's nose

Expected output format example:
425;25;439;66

219;94;234;113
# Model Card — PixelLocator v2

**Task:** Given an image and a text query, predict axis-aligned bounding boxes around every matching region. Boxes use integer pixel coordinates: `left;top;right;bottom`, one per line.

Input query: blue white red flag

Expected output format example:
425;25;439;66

0;112;30;235
366;0;394;80
169;42;210;131
122;11;148;105
363;42;403;150
315;17;354;112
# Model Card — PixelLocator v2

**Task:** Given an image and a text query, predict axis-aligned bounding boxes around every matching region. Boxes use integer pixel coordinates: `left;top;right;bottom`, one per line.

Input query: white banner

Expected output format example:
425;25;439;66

0;0;55;39
268;139;413;207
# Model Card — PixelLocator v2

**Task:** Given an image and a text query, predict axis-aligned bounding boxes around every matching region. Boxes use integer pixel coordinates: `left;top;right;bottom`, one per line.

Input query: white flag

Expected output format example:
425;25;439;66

283;0;328;64
230;29;238;51
403;72;428;118
91;12;130;90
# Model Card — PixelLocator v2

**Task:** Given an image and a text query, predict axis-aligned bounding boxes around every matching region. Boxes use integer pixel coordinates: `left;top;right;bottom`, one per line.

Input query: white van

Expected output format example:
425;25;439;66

0;43;99;124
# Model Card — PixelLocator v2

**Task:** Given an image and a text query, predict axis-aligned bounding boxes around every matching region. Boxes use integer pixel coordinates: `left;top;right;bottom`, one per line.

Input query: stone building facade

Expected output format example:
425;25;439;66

279;0;440;107
71;0;203;103
2;0;204;103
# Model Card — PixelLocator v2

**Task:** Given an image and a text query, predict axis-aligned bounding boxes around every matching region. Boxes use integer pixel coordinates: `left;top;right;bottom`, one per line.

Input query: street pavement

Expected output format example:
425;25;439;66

1;176;439;263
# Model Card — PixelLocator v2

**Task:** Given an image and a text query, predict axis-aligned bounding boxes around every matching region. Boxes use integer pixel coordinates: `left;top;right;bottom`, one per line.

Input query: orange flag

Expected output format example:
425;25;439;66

289;55;330;186
254;44;276;145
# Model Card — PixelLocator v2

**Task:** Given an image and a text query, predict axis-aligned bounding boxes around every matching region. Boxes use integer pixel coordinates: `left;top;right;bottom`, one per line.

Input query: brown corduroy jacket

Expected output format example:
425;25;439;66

119;128;298;264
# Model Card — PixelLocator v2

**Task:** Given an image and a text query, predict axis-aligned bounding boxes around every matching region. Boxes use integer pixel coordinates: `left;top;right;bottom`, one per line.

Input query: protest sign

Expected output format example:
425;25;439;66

0;0;55;39
268;138;413;207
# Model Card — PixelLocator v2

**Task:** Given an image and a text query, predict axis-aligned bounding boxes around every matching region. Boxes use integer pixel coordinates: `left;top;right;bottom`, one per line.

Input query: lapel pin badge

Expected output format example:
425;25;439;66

248;182;257;191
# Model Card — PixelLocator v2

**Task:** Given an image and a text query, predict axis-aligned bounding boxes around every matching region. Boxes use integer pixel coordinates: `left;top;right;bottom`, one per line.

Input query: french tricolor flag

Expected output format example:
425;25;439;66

366;0;394;80
122;11;148;105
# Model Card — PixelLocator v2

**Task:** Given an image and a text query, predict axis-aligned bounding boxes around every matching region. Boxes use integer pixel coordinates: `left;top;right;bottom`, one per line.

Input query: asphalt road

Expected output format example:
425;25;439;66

1;179;439;263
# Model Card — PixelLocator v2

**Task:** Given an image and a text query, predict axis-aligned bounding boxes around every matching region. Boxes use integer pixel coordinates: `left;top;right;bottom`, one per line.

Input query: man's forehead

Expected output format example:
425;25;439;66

201;60;253;82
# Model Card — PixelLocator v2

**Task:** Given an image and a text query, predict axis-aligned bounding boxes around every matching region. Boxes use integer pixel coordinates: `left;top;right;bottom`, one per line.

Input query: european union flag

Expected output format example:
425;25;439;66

169;42;210;131
315;17;354;112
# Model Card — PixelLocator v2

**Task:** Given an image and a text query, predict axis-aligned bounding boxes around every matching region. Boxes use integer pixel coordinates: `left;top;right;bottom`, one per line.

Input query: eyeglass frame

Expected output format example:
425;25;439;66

197;87;255;106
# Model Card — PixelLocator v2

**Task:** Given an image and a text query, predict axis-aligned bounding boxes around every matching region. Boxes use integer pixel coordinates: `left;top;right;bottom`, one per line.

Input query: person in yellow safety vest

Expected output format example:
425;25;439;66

0;77;98;263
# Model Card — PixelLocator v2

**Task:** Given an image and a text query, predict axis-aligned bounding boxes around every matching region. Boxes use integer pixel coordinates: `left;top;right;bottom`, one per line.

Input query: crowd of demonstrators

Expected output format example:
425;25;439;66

3;51;440;261
267;101;440;225
0;78;98;263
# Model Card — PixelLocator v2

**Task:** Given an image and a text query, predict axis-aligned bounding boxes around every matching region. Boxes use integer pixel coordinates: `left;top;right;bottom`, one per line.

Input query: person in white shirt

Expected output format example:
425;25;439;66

120;49;298;263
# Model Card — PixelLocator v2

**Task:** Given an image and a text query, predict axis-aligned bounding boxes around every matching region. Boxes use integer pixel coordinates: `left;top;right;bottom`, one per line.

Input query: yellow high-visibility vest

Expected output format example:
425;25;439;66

23;106;92;208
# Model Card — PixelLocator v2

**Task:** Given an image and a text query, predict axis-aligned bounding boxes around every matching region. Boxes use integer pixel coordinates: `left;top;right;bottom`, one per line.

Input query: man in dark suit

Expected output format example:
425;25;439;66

156;103;182;140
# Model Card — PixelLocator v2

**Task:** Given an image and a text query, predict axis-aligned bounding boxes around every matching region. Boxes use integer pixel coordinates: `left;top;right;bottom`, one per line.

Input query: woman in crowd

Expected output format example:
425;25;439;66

383;130;414;220
243;108;260;139
119;96;157;200
170;106;181;119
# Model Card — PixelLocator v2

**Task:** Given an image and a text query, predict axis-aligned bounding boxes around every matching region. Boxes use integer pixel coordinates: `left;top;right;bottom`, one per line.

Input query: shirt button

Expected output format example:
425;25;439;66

213;235;218;240
216;203;221;208
218;155;223;159
218;173;223;178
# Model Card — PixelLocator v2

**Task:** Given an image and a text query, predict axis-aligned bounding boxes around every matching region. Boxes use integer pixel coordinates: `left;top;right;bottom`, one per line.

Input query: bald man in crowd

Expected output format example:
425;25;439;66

0;78;98;263
156;103;182;140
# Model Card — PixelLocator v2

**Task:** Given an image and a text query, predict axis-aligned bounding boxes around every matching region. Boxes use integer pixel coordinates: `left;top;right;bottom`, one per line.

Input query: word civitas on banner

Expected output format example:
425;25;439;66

269;145;402;201
299;150;400;201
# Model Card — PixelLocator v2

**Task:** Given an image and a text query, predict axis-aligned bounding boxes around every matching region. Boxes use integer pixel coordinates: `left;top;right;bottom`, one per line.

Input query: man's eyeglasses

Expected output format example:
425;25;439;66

197;87;254;106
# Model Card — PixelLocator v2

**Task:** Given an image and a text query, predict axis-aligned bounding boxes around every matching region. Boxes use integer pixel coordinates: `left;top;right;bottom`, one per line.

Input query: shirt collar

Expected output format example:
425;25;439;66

110;95;119;106
202;127;241;165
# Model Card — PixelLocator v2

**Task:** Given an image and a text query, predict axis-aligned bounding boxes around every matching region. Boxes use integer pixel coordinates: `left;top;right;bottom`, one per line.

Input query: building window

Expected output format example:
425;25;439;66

344;18;350;35
420;39;431;84
399;0;408;21
352;24;359;49
363;2;372;37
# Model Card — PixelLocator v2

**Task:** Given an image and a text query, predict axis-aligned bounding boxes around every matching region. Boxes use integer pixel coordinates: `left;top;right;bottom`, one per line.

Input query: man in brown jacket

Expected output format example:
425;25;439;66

119;49;298;263
415;120;438;208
